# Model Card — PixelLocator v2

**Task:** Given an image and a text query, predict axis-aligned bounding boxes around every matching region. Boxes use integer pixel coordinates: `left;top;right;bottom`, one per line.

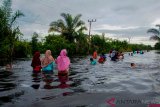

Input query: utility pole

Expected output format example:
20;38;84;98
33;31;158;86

88;19;96;54
88;19;96;38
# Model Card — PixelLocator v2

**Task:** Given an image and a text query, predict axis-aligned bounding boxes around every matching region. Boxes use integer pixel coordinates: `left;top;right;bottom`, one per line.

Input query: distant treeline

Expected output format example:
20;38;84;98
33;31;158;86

18;32;153;58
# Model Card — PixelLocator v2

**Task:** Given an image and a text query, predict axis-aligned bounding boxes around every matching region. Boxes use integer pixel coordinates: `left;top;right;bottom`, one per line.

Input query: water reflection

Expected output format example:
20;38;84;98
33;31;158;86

0;70;24;105
31;72;41;89
43;73;54;89
0;51;160;106
0;71;16;91
42;71;70;89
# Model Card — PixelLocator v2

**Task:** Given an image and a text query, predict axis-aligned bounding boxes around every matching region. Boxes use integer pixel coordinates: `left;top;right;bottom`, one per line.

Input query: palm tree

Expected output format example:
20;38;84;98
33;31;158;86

147;24;160;41
0;0;24;65
49;13;87;42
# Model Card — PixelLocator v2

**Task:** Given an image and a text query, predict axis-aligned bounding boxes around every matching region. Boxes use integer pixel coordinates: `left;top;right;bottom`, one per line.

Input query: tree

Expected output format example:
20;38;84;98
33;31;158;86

0;0;24;65
147;24;160;41
31;32;39;54
49;13;87;42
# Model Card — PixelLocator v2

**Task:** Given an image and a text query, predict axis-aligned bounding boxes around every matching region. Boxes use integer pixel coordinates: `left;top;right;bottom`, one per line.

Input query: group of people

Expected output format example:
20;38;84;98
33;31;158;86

90;50;107;65
109;50;124;61
31;49;70;73
90;49;124;65
31;49;70;88
129;50;144;56
90;50;138;69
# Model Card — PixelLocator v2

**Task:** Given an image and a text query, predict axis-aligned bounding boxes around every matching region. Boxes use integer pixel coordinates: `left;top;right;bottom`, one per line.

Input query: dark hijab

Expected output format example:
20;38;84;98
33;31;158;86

31;51;41;68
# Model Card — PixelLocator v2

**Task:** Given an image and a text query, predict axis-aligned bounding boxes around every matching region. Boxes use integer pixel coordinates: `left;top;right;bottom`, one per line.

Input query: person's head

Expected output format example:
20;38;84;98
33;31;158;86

131;63;136;68
60;49;67;56
34;51;40;58
90;58;93;61
45;50;51;57
101;53;105;56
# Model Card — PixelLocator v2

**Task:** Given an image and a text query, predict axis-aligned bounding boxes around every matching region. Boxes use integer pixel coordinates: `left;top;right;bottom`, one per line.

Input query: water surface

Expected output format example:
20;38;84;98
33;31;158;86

0;50;160;107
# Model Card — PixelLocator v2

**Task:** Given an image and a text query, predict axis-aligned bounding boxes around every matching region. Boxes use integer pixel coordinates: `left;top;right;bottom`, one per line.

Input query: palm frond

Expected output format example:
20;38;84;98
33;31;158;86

150;35;160;40
49;19;66;33
10;10;24;26
147;28;160;35
73;14;82;27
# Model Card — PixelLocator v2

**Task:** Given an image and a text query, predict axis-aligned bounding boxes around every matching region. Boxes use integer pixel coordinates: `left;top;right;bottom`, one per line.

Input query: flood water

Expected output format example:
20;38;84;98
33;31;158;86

0;50;160;107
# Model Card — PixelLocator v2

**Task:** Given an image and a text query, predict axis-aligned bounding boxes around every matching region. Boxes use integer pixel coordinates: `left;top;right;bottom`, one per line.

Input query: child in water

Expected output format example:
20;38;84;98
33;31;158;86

90;58;96;65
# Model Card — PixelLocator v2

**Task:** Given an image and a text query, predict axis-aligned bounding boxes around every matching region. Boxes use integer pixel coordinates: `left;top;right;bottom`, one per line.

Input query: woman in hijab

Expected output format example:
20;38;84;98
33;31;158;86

41;50;55;73
31;51;41;72
56;49;70;72
56;49;70;85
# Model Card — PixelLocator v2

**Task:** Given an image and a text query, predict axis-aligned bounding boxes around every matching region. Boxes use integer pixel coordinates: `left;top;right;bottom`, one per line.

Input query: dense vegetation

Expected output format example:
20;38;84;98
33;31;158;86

0;0;156;66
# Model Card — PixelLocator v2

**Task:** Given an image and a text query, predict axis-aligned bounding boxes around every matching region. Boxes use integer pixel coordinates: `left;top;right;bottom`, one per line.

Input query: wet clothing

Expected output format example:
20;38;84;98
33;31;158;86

90;60;97;65
31;52;41;72
56;49;70;72
42;62;55;73
41;50;54;67
98;57;105;63
92;51;97;59
41;50;54;73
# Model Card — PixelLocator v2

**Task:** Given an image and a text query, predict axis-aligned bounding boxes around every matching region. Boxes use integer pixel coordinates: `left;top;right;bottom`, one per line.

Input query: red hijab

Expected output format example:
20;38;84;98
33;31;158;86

31;51;41;68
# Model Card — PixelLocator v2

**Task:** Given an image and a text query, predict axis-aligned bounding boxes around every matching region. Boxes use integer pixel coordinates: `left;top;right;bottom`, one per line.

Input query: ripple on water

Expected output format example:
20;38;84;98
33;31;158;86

0;50;160;106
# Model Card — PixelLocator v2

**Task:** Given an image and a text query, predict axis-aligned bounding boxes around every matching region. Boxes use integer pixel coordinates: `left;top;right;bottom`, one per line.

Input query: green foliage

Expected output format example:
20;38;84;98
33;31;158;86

43;34;71;56
155;41;160;50
14;41;32;58
31;32;40;54
75;33;89;54
0;0;24;65
147;25;160;41
91;35;107;52
49;13;87;42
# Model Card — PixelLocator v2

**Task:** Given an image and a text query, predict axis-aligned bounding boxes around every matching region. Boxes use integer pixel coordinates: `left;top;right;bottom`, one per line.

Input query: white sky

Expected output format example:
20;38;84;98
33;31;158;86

2;0;160;46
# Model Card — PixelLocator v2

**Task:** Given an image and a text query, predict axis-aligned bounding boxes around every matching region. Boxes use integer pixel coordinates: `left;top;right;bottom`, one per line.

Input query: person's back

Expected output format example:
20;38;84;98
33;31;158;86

101;53;106;60
56;49;70;72
31;51;41;72
92;51;97;59
41;50;55;73
98;53;106;63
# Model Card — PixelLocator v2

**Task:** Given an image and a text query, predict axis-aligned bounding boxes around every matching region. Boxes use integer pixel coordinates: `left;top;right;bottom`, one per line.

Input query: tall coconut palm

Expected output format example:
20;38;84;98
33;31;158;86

147;24;160;41
0;0;24;65
49;13;87;42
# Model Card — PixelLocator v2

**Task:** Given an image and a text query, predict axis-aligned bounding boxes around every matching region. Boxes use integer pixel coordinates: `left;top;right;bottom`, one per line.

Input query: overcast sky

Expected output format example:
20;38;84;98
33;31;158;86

2;0;160;45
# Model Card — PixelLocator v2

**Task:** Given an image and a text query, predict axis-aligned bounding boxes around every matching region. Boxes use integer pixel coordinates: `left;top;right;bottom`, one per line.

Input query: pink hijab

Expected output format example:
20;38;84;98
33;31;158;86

56;49;70;71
